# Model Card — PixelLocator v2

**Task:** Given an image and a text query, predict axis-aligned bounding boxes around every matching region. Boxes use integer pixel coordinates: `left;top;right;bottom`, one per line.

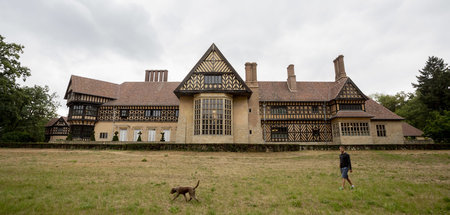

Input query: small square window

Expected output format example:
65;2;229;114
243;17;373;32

100;132;108;139
120;110;128;117
145;110;152;117
249;108;252;113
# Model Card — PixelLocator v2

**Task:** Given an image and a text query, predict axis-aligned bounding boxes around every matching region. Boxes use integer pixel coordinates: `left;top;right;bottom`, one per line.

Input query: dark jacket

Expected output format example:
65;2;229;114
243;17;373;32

340;152;352;170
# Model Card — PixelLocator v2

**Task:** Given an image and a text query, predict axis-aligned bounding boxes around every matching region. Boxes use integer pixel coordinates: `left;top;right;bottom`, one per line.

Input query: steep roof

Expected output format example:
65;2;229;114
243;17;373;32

103;82;180;106
45;117;68;127
64;75;120;99
174;43;252;97
365;99;404;120
402;123;424;137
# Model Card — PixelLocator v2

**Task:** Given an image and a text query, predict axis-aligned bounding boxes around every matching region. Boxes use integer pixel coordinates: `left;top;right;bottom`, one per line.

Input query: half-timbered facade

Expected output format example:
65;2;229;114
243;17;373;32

45;117;70;142
60;44;410;144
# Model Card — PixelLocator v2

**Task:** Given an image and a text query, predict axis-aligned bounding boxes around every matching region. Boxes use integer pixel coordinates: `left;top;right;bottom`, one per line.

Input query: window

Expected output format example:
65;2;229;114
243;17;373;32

194;98;232;135
204;75;222;84
271;106;287;115
120;110;128;117
340;104;362;111
341;122;370;136
312;106;319;113
148;129;156;141
57;127;63;133
145;110;152;117
73;105;84;116
175;110;179;117
271;127;288;140
85;105;97;116
100;132;108;139
376;125;386;137
152;110;161;117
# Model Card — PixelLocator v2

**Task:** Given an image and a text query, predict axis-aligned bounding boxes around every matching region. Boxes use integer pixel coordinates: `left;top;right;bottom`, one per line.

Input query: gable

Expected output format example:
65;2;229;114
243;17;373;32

336;78;368;100
174;44;252;97
55;117;68;127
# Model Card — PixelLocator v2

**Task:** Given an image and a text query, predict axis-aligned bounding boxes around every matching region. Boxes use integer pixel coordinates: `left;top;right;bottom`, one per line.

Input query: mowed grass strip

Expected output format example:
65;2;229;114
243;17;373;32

0;149;448;214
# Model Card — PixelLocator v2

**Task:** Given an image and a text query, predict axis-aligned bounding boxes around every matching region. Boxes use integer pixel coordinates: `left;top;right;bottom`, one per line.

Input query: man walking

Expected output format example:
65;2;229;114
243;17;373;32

339;146;355;190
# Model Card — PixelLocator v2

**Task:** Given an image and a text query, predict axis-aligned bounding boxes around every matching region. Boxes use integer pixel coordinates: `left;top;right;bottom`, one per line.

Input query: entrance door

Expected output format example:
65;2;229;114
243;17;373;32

163;129;171;142
119;129;127;141
148;129;156;141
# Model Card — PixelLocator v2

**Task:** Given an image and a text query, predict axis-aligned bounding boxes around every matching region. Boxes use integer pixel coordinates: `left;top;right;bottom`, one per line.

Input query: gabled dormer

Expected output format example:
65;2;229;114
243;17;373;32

336;78;369;100
174;43;252;97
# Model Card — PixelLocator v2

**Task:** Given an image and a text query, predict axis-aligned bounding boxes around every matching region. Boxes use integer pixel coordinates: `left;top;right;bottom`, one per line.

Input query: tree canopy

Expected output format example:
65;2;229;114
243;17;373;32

373;56;450;143
0;35;59;142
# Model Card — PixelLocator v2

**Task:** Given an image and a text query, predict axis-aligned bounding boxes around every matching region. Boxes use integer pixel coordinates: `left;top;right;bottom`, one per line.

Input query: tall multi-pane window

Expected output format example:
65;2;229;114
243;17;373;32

73;105;84;116
376;125;386;137
194;100;201;135
194;98;232;135
341;122;370;136
85;105;97;116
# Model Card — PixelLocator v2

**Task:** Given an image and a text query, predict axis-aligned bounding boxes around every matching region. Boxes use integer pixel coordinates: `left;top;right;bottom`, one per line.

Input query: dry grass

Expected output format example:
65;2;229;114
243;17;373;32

0;149;449;214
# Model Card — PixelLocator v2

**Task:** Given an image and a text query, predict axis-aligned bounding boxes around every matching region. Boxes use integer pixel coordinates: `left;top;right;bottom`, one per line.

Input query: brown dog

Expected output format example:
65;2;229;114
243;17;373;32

170;180;200;202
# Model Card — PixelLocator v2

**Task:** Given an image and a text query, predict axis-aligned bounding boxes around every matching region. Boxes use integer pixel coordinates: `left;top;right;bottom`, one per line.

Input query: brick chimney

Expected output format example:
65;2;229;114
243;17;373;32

287;64;297;92
245;62;257;82
333;55;347;81
145;70;168;82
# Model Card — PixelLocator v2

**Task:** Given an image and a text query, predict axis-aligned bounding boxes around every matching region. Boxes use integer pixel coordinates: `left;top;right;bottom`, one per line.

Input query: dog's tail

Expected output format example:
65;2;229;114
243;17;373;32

193;180;200;190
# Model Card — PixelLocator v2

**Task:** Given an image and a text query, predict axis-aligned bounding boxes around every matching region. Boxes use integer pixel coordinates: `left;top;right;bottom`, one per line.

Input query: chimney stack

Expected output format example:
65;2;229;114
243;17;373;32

333;55;347;81
287;64;297;92
245;62;257;82
145;70;168;82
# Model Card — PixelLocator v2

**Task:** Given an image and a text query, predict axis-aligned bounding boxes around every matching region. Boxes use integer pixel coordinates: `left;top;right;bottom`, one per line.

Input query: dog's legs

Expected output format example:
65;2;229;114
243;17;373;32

183;194;188;202
172;193;180;201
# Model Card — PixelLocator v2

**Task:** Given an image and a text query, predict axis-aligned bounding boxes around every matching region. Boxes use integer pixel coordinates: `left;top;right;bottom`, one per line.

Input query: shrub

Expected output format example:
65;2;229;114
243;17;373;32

66;132;73;141
112;131;119;141
137;131;142;142
90;131;95;141
1;131;34;142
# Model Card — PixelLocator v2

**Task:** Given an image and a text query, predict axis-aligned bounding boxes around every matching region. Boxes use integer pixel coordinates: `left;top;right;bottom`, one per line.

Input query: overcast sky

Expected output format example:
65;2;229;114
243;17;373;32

1;0;449;116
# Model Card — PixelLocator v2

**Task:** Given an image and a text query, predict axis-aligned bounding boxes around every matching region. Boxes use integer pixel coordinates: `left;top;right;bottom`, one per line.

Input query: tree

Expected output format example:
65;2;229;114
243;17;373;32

371;91;410;113
0;35;59;142
423;110;450;143
412;56;450;112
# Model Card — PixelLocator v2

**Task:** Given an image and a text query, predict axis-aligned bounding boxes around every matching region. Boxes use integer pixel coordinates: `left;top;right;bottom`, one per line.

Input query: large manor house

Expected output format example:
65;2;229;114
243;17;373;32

45;44;423;144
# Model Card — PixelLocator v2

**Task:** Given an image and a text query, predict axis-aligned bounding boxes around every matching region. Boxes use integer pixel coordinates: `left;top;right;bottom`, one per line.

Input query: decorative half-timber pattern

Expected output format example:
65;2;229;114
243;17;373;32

262;120;332;142
195;50;232;73
175;44;252;96
260;102;332;120
337;82;364;99
98;106;179;122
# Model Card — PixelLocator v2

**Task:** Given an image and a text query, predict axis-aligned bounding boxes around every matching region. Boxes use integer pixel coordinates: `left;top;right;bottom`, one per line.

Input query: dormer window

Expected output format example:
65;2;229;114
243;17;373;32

271;106;287;115
120;110;129;117
204;75;222;84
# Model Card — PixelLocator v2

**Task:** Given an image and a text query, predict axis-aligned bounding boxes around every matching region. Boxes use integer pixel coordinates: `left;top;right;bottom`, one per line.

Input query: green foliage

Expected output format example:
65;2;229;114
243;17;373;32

374;56;449;143
423;110;450;143
412;56;450;112
0;35;59;142
66;132;73;141
395;93;430;130
90;131;95;141
372;92;410;113
112;131;119;141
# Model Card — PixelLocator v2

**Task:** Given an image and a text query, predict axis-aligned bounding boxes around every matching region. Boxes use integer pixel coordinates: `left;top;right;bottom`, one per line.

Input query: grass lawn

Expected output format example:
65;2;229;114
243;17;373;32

0;149;448;214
